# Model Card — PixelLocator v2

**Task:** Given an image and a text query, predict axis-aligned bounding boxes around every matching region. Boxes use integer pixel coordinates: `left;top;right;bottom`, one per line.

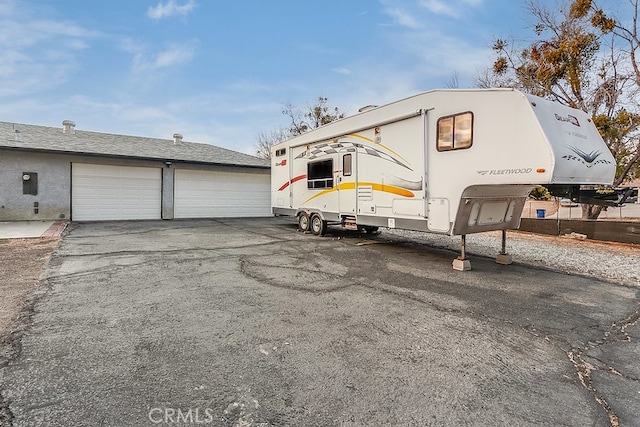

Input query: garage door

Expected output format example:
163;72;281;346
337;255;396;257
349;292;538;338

72;163;162;221
174;169;270;218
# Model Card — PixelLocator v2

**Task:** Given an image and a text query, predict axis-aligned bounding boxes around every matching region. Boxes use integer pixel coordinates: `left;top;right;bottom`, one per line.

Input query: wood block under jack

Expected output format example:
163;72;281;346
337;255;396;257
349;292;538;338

496;253;513;265
452;258;471;271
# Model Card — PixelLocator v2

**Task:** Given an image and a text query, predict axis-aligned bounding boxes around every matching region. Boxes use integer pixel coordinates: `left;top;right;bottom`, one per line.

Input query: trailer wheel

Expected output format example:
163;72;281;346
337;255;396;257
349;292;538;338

298;213;310;232
310;213;326;236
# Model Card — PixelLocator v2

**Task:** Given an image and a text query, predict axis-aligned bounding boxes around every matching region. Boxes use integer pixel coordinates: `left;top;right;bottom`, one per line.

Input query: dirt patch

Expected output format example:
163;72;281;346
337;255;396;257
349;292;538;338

0;238;60;343
0;237;60;427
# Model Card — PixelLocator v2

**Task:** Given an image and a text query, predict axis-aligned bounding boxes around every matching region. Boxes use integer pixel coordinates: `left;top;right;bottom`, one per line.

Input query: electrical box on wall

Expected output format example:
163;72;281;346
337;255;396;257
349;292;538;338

22;172;38;195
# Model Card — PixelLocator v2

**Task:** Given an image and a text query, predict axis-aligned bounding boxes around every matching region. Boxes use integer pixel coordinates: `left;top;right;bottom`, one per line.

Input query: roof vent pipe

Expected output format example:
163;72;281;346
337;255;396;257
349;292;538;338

62;120;76;134
173;133;183;143
358;105;378;113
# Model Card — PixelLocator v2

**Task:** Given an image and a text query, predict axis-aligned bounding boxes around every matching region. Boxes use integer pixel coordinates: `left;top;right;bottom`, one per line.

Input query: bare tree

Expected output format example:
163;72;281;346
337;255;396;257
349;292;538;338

443;72;460;89
255;97;346;159
283;96;346;136
255;127;290;160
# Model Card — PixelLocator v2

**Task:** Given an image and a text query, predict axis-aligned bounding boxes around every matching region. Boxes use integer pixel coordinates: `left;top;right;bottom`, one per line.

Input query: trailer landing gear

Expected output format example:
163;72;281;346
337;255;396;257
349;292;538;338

495;229;513;265
452;235;471;271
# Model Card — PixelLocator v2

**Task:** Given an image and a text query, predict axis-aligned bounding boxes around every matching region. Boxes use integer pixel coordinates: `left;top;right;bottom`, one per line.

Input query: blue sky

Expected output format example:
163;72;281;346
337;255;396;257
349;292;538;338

0;0;535;155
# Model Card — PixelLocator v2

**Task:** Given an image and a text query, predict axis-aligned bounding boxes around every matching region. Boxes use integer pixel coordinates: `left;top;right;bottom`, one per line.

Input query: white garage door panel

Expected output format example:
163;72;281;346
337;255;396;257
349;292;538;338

174;169;270;218
72;163;162;221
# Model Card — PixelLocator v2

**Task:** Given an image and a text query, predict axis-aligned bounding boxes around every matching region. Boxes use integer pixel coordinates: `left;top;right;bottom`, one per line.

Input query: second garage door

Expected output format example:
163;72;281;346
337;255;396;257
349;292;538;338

71;163;162;221
174;169;270;218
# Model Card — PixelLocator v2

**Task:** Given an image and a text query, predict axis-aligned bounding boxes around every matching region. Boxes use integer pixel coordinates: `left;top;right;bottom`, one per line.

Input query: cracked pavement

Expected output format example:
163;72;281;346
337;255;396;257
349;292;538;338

0;218;638;426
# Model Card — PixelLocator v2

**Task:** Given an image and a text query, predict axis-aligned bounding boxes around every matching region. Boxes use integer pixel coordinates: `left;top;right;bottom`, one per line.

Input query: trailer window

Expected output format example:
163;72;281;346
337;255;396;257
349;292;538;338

437;112;473;151
307;159;334;189
343;154;352;176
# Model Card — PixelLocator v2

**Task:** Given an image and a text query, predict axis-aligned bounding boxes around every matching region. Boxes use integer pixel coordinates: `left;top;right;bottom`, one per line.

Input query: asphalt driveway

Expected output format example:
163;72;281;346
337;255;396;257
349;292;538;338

1;218;638;426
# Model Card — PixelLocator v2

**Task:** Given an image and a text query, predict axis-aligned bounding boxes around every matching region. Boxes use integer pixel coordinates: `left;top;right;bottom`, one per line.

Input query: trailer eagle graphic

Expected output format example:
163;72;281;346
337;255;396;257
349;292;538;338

564;145;613;168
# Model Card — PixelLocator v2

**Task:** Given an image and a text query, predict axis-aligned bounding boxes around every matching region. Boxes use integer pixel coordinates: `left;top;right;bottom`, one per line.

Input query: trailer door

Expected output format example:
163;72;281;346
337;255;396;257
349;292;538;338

338;152;357;216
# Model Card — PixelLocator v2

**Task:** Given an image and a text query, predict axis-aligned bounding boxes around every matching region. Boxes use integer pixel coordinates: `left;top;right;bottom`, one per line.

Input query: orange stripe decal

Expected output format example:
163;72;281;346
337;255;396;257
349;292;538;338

302;181;414;204
303;187;337;203
361;182;414;198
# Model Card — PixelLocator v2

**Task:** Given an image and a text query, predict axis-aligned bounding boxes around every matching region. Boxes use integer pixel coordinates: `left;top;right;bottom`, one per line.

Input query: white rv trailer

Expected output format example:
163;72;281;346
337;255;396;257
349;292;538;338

271;89;616;269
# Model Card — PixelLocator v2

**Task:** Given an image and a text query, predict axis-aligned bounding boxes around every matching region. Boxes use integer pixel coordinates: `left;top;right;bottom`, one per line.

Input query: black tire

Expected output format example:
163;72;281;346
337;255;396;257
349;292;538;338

310;213;326;236
363;226;379;234
298;212;310;232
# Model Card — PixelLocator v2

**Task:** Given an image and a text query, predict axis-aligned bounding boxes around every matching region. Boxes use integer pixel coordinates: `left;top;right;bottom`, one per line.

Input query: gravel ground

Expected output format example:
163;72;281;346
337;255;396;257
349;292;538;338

382;229;640;287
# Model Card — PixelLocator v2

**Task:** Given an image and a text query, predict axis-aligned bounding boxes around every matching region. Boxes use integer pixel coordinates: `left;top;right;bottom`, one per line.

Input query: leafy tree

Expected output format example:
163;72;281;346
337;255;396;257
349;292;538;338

255;97;346;159
569;0;640;183
486;0;640;218
530;186;552;200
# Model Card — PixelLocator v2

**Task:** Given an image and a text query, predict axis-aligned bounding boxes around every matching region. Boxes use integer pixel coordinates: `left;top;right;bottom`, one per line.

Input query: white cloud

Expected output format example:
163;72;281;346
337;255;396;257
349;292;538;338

132;41;197;72
389;28;494;88
384;7;421;28
418;0;458;18
118;37;145;55
0;4;97;96
418;0;484;18
372;0;494;93
147;0;196;20
155;45;194;67
332;67;352;75
0;17;96;49
380;0;485;25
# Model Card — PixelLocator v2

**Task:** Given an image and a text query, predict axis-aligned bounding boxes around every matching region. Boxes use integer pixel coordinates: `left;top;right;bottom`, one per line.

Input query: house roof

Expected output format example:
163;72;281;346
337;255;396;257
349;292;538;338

0;121;269;169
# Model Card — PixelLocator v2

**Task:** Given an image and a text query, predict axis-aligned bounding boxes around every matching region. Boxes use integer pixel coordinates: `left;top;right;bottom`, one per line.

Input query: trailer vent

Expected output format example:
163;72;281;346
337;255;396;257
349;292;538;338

358;185;373;201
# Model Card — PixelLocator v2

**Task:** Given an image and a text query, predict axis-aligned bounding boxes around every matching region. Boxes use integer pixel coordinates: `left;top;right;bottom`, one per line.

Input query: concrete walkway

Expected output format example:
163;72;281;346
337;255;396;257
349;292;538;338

0;221;67;239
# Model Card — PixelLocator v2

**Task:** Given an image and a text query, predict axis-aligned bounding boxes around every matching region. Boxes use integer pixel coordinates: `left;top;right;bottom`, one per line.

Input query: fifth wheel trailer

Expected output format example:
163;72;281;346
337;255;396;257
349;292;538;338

271;89;616;270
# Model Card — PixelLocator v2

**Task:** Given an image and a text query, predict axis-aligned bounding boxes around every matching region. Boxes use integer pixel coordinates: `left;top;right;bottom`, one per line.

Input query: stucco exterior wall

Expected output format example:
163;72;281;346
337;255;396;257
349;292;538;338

0;148;270;221
0;150;70;221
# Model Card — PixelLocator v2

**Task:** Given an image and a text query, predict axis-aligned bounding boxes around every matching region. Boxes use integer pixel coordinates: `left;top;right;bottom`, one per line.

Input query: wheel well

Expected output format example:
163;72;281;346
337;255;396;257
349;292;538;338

296;209;324;220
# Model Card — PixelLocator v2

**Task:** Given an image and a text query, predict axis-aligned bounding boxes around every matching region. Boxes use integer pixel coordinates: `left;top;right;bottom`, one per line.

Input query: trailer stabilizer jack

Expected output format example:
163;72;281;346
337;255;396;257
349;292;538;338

496;229;513;265
453;235;472;271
